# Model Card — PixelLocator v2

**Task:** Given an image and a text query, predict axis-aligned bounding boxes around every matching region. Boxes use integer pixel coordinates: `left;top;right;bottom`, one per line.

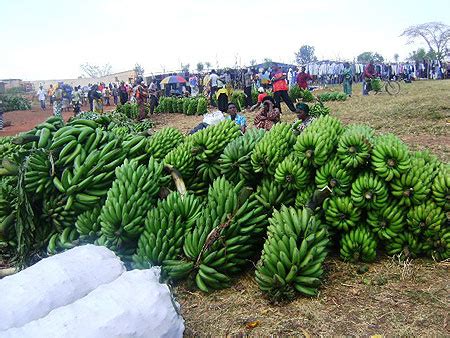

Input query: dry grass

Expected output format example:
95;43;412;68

175;258;449;336
151;80;450;336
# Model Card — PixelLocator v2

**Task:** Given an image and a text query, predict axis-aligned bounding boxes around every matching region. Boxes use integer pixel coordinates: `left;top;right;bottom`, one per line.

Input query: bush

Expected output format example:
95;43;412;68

0;94;32;112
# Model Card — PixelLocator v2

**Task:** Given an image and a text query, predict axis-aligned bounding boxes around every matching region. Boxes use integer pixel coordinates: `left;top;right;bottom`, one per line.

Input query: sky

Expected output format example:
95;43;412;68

0;0;448;80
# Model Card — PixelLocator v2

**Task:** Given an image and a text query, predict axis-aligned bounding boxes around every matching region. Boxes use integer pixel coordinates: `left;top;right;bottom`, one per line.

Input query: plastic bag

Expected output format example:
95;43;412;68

2;268;185;338
0;245;125;331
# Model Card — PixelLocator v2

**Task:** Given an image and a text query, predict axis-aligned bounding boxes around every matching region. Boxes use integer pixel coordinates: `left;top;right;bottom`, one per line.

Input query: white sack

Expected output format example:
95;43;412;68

0;244;125;331
203;111;225;125
2;268;185;338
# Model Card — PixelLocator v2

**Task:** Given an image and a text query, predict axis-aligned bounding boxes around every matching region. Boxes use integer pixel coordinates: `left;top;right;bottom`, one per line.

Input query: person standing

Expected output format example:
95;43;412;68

103;86;111;106
243;68;253;108
88;85;97;111
53;85;63;117
342;62;353;96
363;61;376;95
72;86;82;116
112;84;119;105
272;67;297;113
47;84;55;106
209;70;219;106
118;81;128;105
189;74;199;97
36;85;46;110
296;66;313;90
135;77;149;121
148;79;159;114
92;85;103;113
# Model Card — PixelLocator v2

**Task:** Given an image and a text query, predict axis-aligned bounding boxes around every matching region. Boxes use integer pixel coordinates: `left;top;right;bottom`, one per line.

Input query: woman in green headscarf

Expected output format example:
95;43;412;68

343;62;353;96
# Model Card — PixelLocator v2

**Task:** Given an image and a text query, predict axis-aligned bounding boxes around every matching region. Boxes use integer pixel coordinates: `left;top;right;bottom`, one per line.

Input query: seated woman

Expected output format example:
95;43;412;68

253;96;280;131
292;102;315;135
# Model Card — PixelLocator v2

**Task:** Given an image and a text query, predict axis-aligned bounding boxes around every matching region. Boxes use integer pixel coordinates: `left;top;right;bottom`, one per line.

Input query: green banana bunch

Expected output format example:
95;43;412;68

145;127;184;160
191;120;241;162
254;178;296;212
41;194;79;233
339;227;377;263
75;206;102;239
390;155;433;207
47;227;80;255
309;102;331;117
351;171;388;210
406;200;445;237
197;161;222;183
337;124;374;169
0;137;25;161
100;158;163;245
422;228;449;261
164;139;196;179
133;192;202;269
170;177;267;291
0;176;17;247
256;206;329;300
367;200;405;240
315;156;352;196
24;150;54;194
274;155;310;190
122;135;149;161
132;120;154;133
251;123;296;176
385;231;422;258
323;196;361;232
371;134;410;181
431;164;449;211
295;185;316;208
293;129;334;168
219;128;265;184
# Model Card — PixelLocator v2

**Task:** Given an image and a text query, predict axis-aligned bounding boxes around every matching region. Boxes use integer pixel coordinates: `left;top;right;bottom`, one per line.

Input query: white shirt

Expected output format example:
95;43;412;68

37;89;46;101
210;73;219;87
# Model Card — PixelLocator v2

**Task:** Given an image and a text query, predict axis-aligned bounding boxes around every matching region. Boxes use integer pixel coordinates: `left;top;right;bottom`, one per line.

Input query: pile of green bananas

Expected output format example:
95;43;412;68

340;227;377;263
371;134;410;181
309;102;331;117
337;125;374;169
256;207;329;300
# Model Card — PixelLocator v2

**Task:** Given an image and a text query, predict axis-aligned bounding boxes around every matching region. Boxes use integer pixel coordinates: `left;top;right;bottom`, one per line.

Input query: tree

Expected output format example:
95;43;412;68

394;53;399;62
356;52;384;63
196;62;204;72
205;61;211;70
295;45;317;65
180;63;190;72
407;48;437;62
401;22;450;63
250;59;257;67
80;63;112;78
134;63;145;76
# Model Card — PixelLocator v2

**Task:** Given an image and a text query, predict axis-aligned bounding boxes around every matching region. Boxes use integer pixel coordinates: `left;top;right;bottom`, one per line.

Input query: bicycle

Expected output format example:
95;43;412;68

372;76;401;95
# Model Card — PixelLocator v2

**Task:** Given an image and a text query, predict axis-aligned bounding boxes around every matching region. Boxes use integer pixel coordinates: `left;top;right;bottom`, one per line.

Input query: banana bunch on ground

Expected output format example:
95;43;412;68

385;231;422;258
275;155;310;190
145;127;184;160
431;164;449;211
309;102;331;117
41;194;79;233
254;178;296;211
340;227;377;263
337;125;374;169
133;192;202;269
422;228;449;261
75;206;102;239
390;155;433;206
100;158;163;247
293;121;338;168
406;200;446;238
164;140;196;179
132;119;154;133
367;200;405;240
256;206;329;300
0;137;25;161
323;196;361;232
53;138;127;211
371;134;410;181
295;185;316;208
251;123;296;176
47;227;79;255
24;150;54;194
165;178;267;291
351;172;388;210
315;156;352;196
0;176;17;249
191;120;241;162
220;128;265;184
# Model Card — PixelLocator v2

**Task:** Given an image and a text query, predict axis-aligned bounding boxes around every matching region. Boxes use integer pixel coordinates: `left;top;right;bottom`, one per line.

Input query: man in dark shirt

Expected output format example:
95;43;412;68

296;66;313;90
363;62;376;95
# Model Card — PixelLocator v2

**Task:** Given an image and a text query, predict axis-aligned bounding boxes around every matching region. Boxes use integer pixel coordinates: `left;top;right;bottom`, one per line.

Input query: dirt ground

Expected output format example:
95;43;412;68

1;80;449;336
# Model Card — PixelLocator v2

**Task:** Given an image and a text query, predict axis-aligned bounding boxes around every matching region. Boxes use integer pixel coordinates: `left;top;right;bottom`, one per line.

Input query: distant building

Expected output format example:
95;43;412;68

0;79;22;90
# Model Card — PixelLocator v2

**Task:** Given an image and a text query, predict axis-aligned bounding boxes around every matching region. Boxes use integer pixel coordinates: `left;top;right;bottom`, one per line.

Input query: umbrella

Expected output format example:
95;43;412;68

160;75;187;85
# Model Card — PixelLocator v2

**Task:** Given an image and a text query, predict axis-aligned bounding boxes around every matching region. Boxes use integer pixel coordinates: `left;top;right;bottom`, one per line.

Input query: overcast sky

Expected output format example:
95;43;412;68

1;0;448;80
